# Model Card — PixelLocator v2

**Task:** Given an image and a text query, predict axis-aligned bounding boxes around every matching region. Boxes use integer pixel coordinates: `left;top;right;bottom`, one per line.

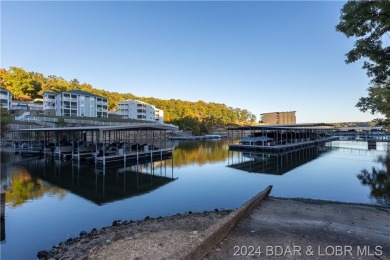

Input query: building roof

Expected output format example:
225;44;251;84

43;91;58;95
119;99;153;105
64;90;106;99
261;111;296;115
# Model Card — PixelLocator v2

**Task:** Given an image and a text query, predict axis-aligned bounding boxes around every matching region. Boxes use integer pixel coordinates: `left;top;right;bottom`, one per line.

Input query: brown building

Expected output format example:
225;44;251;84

261;111;296;124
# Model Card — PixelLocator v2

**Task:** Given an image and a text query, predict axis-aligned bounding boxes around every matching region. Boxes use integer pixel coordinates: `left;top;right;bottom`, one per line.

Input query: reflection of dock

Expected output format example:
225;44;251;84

16;158;176;205
227;146;331;175
1;191;5;243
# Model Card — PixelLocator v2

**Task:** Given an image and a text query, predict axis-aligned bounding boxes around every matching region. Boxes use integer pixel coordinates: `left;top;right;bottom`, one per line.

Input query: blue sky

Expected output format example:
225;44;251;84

1;1;380;123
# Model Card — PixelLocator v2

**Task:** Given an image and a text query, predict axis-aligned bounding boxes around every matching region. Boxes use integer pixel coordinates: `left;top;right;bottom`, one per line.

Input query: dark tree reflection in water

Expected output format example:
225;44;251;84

357;153;390;207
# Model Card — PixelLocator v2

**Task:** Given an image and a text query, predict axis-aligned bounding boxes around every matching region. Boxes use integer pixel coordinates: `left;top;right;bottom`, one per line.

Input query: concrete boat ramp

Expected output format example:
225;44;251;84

173;186;390;259
205;197;390;259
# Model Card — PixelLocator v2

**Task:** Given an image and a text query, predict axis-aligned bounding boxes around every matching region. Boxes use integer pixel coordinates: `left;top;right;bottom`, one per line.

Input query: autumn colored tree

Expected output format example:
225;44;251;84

1;67;37;100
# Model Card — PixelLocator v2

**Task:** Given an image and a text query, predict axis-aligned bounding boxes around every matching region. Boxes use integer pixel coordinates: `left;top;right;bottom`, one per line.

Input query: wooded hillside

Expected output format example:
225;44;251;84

0;67;257;125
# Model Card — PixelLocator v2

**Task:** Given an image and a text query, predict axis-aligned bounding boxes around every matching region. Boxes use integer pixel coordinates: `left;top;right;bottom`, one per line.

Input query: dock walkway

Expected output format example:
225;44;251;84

95;148;173;166
229;136;338;152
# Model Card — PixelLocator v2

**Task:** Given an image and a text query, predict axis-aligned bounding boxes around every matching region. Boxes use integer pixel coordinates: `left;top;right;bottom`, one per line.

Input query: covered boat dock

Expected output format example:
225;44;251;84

227;123;338;152
10;124;177;166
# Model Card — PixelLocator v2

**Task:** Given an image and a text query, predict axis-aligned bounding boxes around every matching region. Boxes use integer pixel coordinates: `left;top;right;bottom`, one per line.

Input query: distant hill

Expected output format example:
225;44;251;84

331;121;377;127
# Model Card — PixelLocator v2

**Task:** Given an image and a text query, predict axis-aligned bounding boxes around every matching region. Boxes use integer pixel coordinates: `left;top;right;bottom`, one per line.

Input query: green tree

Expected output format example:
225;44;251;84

336;1;390;125
45;75;70;93
355;84;390;126
336;1;390;84
55;118;67;127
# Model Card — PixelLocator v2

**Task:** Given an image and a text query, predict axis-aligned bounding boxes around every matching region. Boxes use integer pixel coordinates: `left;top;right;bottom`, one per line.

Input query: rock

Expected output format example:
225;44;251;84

79;231;88;237
112;233;124;241
144;216;150;221
37;250;49;259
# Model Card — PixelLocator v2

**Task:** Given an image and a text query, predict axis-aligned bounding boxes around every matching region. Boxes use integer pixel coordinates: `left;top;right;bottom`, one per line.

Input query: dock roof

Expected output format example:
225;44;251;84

13;124;177;132
227;123;384;131
227;123;335;131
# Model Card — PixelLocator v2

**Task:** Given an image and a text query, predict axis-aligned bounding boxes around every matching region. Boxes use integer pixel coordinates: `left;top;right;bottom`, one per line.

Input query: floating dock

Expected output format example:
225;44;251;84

9;124;177;166
227;123;339;153
229;137;338;153
95;148;173;166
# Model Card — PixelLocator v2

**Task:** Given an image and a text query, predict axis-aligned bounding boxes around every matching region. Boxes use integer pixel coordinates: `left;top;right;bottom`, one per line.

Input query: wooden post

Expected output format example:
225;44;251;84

1;191;5;218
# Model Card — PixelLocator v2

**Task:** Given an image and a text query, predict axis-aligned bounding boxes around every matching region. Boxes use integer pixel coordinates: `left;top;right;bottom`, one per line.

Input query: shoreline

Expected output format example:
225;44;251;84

37;192;390;259
37;210;233;260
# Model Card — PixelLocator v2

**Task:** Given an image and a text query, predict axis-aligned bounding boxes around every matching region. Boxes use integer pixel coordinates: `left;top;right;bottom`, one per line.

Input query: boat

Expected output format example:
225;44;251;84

54;145;73;160
203;134;222;140
241;135;274;146
169;134;222;141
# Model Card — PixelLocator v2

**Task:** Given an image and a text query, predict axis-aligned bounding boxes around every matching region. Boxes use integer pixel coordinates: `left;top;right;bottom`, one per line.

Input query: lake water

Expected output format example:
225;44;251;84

1;140;389;259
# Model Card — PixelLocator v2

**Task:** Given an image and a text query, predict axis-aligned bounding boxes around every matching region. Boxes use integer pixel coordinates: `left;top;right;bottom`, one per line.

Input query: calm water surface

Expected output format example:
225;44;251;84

1;140;389;259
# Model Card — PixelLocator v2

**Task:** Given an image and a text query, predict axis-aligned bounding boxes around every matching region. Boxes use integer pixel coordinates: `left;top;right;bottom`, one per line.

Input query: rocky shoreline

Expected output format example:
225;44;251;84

37;210;233;260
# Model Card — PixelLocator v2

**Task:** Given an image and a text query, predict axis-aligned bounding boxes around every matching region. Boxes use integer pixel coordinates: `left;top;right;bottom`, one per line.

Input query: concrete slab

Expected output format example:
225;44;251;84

206;198;390;259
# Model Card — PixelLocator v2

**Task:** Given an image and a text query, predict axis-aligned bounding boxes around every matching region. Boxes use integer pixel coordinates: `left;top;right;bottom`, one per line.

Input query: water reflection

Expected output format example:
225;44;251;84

5;166;67;207
12;158;176;205
172;140;229;167
227;146;332;175
357;153;390;207
1;217;4;243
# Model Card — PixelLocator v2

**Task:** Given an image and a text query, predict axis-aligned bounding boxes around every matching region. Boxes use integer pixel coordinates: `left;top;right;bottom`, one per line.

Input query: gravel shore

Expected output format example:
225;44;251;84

37;210;232;260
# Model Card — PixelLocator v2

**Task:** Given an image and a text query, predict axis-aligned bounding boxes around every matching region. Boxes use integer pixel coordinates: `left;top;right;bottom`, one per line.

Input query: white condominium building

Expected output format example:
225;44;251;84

118;99;164;123
0;88;12;110
155;108;164;123
43;92;57;115
43;90;108;117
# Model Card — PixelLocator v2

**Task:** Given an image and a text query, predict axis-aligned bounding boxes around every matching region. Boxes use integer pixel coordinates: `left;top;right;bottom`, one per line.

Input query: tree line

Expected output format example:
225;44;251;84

0;67;257;128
